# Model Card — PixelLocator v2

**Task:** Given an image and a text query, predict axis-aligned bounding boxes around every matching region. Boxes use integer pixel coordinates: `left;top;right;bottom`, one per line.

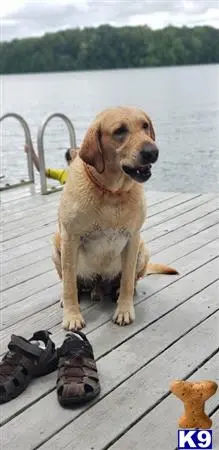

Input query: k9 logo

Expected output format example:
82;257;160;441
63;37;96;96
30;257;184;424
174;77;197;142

178;430;213;449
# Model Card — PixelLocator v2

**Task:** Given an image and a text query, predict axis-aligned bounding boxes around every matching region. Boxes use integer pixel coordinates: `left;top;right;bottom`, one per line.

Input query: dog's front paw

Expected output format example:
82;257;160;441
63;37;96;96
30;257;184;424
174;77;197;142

62;311;86;331
113;304;135;326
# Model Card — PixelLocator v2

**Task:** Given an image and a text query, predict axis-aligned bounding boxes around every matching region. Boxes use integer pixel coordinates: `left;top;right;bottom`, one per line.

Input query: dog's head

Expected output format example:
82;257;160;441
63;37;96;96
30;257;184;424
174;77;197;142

79;106;159;183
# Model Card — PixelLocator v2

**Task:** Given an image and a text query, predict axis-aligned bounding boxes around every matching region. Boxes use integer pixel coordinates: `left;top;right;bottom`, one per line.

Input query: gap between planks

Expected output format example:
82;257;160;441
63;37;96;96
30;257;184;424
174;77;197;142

2;205;218;279
1;227;218;332
1;305;218;450
105;352;219;450
1;260;218;429
1;191;187;244
2;191;181;232
38;311;219;450
2;192;213;249
2;192;217;266
1;192;202;272
2;199;218;293
2;213;218;294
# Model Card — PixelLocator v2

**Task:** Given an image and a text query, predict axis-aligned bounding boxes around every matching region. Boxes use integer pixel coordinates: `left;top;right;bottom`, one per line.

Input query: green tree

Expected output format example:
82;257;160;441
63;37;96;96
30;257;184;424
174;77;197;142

0;25;218;74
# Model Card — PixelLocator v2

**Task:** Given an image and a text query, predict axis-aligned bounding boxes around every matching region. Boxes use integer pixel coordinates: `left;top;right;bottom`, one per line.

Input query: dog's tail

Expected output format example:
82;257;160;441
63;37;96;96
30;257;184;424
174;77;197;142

147;262;179;275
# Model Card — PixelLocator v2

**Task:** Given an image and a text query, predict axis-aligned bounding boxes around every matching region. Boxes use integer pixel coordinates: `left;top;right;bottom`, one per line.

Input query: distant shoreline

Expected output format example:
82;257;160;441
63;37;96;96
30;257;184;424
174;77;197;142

1;61;218;77
1;25;219;75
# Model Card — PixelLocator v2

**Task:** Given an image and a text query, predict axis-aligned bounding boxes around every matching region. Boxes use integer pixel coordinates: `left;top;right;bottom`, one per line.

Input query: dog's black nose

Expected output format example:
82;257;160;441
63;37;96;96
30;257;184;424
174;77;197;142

139;143;159;165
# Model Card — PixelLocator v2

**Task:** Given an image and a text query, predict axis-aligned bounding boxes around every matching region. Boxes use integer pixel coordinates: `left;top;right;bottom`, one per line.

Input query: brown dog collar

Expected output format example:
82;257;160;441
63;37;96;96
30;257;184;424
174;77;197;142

83;163;123;196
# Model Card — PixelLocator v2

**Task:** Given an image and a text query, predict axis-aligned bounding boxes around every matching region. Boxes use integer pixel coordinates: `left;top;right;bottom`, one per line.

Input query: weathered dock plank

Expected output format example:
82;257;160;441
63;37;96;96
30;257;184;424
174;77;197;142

0;189;218;450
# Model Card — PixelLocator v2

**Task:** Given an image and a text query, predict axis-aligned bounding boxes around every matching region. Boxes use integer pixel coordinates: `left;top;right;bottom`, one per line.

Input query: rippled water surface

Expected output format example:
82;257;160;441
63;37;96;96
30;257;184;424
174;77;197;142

1;64;219;192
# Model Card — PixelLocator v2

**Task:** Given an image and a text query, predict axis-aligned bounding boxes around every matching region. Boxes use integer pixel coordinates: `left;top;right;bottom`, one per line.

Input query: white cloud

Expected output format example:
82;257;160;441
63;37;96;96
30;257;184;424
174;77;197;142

1;0;218;42
128;8;219;29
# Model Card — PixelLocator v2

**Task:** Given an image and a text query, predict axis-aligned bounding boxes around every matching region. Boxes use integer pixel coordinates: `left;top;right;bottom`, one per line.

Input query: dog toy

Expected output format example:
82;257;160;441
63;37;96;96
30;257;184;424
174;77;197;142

170;380;218;429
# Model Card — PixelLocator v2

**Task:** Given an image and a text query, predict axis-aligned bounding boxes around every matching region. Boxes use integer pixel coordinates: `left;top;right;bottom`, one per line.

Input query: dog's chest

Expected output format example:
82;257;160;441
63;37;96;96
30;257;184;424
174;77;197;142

80;226;130;256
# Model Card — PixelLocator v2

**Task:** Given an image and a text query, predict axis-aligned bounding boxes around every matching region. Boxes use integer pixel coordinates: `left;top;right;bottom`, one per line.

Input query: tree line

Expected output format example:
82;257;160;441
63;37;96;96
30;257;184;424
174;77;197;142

0;25;218;74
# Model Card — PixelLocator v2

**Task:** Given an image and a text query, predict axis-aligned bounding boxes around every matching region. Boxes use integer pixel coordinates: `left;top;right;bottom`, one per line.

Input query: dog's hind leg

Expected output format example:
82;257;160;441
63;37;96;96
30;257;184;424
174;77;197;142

52;233;62;279
106;275;121;303
135;239;178;277
135;239;149;282
52;247;62;280
100;242;149;305
52;234;63;307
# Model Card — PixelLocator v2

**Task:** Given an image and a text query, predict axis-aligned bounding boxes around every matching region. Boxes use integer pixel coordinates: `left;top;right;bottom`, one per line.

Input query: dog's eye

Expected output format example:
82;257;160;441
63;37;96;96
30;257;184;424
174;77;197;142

113;125;128;137
143;122;149;130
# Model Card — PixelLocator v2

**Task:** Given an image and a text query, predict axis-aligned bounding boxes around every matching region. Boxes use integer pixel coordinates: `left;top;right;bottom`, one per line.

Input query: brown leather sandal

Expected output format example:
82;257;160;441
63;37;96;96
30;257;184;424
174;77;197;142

0;330;58;404
57;331;100;406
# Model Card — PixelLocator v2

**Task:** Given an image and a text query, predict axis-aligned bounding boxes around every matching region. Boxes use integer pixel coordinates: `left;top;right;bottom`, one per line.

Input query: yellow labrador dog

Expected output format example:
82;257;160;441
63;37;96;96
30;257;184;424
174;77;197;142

52;106;177;330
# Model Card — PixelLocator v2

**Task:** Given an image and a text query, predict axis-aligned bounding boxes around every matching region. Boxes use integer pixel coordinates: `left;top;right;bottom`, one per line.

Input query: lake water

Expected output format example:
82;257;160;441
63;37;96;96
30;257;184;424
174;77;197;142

1;64;219;193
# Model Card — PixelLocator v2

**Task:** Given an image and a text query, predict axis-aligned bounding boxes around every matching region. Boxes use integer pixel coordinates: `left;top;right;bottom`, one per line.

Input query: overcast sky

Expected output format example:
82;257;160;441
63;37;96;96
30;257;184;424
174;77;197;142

1;0;219;42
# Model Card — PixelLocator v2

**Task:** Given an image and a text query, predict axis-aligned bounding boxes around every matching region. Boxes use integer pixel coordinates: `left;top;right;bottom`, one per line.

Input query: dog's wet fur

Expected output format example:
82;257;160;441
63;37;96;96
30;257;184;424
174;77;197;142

53;106;178;330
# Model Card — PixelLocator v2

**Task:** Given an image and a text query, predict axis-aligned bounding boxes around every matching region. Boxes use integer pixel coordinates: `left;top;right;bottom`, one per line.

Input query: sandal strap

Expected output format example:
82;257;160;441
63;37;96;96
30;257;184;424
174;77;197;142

0;330;58;404
57;376;99;399
8;331;55;363
56;332;100;404
31;330;52;343
9;335;42;358
65;331;94;354
59;355;97;371
30;330;55;365
57;380;84;398
59;365;98;380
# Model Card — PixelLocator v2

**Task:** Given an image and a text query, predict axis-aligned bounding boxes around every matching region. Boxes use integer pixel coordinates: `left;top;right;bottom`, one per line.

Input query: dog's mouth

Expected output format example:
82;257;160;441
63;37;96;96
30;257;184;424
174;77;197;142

122;164;152;183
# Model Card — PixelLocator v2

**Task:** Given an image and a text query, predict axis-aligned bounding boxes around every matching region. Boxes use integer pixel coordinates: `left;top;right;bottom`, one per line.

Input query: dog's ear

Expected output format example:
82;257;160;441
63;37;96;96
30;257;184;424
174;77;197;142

143;112;156;141
148;118;156;141
79;123;105;173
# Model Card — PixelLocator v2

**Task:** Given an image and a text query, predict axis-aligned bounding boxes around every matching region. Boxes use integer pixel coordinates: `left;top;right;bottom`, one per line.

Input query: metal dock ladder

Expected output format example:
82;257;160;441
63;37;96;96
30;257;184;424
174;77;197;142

0;113;35;191
37;113;76;195
0;112;77;195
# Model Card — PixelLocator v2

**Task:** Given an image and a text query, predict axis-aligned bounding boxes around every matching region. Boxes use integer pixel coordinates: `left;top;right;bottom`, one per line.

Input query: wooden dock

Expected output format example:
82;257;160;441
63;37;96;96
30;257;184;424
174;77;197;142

1;187;218;450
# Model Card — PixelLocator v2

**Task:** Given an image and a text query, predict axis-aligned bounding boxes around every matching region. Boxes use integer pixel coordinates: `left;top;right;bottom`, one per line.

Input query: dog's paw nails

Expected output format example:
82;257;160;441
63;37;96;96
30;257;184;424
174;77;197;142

62;312;86;331
59;298;63;308
113;305;135;326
